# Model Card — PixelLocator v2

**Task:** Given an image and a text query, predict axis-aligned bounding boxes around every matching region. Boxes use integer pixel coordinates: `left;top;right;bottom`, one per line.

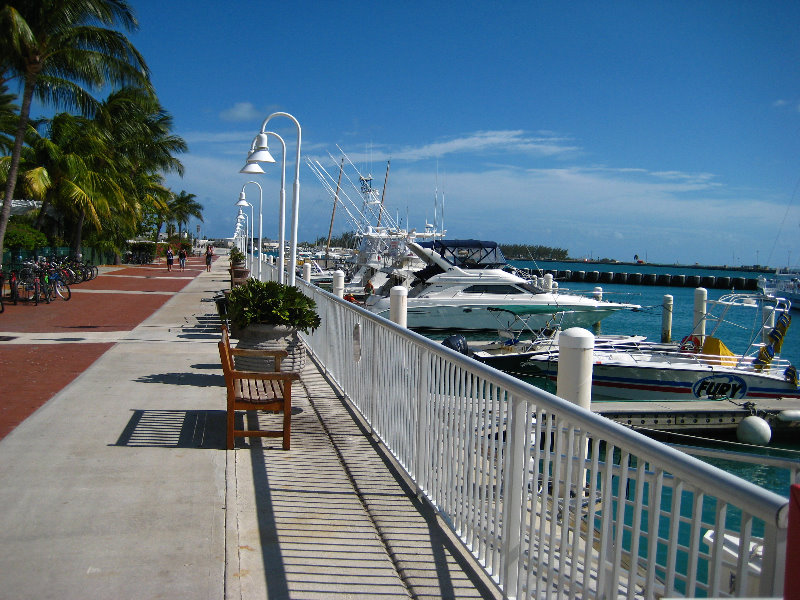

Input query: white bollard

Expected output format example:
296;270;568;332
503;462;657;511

557;328;594;410
762;304;776;345
543;273;553;291
556;327;594;500
593;286;603;301
389;286;408;327
303;262;312;283
693;287;707;344
662;294;673;343
333;270;345;298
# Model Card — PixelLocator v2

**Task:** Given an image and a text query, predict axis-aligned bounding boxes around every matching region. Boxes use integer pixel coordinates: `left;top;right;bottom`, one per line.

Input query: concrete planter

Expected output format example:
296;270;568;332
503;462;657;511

232;323;306;373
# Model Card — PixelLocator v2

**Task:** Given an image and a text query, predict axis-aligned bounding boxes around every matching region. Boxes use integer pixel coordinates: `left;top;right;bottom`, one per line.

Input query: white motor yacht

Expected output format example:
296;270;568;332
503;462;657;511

364;239;640;331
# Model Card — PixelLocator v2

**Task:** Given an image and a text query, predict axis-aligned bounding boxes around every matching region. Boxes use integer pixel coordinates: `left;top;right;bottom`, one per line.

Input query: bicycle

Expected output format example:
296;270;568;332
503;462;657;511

40;259;71;301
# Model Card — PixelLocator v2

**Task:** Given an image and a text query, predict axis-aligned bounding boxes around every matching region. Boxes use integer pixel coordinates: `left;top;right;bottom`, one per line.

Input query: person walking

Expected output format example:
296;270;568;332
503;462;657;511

166;247;174;271
205;245;214;272
178;247;187;272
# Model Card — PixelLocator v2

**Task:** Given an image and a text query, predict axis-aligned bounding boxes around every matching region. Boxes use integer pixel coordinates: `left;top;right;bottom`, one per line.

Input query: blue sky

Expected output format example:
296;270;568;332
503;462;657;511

45;1;800;266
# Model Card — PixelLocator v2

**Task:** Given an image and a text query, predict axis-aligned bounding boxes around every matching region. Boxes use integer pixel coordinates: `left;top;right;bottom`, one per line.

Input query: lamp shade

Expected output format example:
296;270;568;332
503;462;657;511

240;162;265;174
247;133;276;163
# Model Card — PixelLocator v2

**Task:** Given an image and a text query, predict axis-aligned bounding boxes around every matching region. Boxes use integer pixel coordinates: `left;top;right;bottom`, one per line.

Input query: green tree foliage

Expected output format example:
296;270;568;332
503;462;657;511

499;244;569;261
0;0;150;262
4;220;46;249
314;231;358;249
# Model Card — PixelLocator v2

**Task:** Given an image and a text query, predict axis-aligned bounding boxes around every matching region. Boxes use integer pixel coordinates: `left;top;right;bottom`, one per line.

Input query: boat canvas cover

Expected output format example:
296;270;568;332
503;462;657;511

701;336;737;367
418;239;507;269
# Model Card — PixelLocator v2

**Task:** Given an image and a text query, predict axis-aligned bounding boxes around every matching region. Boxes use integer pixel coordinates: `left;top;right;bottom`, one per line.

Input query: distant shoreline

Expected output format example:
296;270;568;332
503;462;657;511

509;257;774;274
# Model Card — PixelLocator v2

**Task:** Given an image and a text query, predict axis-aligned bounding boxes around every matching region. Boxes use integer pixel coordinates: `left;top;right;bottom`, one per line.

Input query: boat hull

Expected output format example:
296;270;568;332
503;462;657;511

372;302;625;331
504;356;800;401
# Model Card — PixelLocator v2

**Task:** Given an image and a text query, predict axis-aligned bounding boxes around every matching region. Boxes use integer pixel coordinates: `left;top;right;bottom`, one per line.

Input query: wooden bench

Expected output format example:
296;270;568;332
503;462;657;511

219;325;299;450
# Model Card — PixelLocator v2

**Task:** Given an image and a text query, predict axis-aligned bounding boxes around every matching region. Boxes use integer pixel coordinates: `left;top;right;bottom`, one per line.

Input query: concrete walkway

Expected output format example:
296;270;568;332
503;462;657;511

0;255;501;599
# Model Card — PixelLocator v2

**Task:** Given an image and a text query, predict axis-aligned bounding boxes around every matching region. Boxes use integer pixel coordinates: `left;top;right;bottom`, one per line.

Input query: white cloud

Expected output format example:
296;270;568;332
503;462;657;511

311;130;580;165
172;127;798;265
219;102;262;122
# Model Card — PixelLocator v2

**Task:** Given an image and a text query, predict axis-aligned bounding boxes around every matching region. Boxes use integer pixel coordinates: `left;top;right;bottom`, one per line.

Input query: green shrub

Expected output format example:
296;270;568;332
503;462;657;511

5;222;48;250
227;279;321;334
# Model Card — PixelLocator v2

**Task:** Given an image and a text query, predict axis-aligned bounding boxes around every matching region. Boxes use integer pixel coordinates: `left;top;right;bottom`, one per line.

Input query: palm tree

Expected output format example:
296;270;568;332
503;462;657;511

28;111;129;255
0;80;19;154
169;190;203;242
88;86;186;248
0;0;149;262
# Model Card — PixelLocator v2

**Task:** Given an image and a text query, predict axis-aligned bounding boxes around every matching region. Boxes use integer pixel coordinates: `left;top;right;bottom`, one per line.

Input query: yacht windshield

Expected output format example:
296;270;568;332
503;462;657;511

419;239;507;269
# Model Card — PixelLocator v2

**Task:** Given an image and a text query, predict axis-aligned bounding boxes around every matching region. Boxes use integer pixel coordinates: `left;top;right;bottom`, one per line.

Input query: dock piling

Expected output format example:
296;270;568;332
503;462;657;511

662;294;673;343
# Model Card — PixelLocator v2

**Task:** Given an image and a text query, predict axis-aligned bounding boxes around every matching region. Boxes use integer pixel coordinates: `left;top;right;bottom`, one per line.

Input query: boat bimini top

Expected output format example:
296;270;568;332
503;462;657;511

417;239;507;269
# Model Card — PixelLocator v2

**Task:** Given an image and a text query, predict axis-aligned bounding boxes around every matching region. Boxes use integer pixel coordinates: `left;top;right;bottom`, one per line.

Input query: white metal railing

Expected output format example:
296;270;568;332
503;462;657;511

258;261;789;599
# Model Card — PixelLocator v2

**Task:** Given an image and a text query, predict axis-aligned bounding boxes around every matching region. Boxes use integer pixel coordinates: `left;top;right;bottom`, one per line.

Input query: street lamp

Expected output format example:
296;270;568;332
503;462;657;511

235;194;253;273
243;112;300;285
241;131;287;284
234;209;247;257
236;181;262;278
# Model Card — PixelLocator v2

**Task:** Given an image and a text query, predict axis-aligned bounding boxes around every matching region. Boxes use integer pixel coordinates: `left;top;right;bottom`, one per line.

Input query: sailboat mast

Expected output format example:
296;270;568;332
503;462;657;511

376;160;390;228
325;157;345;260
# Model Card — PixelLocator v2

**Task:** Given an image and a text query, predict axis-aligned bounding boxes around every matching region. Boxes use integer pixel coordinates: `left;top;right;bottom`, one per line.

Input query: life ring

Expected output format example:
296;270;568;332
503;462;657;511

680;335;701;353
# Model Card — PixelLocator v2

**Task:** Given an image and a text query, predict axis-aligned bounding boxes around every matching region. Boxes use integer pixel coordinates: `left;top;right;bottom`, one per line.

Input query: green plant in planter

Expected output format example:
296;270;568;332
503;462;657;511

227;279;321;334
229;247;246;265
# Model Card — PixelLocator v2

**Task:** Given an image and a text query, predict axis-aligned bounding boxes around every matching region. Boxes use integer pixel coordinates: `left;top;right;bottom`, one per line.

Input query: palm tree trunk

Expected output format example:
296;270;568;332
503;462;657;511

72;209;86;258
0;75;35;264
35;197;52;230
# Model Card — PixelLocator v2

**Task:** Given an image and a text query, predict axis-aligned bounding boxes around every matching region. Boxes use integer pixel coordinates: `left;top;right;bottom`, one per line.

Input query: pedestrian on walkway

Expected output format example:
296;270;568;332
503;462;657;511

166;247;174;271
205;245;214;272
178;247;187;271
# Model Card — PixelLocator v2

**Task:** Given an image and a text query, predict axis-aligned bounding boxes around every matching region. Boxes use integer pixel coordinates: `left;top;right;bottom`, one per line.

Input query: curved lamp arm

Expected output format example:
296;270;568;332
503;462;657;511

258;112;301;286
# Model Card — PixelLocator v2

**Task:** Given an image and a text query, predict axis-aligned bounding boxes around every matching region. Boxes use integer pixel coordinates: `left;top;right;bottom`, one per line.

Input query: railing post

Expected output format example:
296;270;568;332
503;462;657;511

303;262;311;283
414;348;432;493
501;396;527;597
662;294;673;343
390;286;407;327
333;270;344;298
785;484;800;599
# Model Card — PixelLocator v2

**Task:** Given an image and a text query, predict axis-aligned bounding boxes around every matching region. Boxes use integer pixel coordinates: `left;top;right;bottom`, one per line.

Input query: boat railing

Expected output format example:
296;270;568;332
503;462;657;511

276;259;789;600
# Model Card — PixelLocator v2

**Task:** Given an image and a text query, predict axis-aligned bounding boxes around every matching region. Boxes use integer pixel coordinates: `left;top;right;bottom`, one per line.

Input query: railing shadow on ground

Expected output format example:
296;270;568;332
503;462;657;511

113;409;226;449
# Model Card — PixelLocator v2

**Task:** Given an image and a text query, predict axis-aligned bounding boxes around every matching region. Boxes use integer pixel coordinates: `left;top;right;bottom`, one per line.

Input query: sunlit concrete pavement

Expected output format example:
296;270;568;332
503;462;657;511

0;254;501;599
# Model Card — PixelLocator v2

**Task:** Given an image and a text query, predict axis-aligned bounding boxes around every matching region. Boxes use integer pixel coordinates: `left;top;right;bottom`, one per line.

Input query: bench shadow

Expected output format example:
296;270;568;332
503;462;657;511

134;372;224;387
112;409;226;449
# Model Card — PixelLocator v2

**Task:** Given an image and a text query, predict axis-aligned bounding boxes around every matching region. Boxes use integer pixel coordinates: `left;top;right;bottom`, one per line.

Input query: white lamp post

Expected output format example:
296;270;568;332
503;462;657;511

236;181;262;279
241;131;287;284
235;195;253;273
235;209;246;257
242;112;300;285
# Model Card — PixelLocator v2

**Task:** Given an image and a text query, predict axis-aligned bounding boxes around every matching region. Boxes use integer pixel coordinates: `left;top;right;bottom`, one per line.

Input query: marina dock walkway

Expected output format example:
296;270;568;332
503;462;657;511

0;254;500;599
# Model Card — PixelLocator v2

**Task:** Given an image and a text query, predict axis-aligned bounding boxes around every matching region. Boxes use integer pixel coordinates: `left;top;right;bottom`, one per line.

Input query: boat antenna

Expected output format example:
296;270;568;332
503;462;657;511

433;161;438;235
441;166;445;239
377;159;390;227
325;157;344;260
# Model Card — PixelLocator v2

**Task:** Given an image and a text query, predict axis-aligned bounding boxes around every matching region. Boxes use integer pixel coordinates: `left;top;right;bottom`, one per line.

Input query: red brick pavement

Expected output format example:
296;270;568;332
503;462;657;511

0;256;217;440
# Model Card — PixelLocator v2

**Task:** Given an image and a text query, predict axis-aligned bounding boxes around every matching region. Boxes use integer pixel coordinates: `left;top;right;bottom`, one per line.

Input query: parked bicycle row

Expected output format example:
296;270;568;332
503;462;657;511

0;256;99;309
